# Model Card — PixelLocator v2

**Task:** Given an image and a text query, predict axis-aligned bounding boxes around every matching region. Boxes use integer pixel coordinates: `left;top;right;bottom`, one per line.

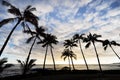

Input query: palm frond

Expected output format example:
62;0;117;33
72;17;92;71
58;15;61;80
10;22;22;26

2;1;21;16
26;36;35;43
111;41;117;46
0;18;17;27
42;43;47;48
72;44;78;47
85;42;91;48
63;56;67;61
83;38;89;42
25;5;32;10
95;34;102;38
4;64;14;69
0;58;7;66
104;45;108;50
103;40;109;46
2;0;12;7
17;59;24;68
28;59;36;69
8;7;21;16
73;34;79;40
29;7;36;11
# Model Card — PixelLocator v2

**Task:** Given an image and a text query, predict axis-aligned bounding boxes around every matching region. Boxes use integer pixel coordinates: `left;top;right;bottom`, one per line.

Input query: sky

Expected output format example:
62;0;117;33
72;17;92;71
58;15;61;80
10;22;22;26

0;0;120;64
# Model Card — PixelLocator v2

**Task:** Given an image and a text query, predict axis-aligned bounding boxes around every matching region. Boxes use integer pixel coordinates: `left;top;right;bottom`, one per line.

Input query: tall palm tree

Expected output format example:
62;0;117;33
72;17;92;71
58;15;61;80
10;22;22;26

73;33;89;70
102;39;120;60
0;0;39;56
17;59;36;75
84;33;102;71
61;49;76;70
24;26;46;74
38;34;58;70
63;39;77;70
0;58;13;74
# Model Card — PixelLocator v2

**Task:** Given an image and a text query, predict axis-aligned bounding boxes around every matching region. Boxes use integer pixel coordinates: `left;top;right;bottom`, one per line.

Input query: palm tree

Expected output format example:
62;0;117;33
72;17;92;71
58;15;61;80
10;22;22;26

84;33;102;71
61;49;77;70
24;26;46;74
17;59;36;75
38;34;58;70
102;39;120;60
73;33;89;70
63;39;77;70
0;0;39;56
0;58;13;74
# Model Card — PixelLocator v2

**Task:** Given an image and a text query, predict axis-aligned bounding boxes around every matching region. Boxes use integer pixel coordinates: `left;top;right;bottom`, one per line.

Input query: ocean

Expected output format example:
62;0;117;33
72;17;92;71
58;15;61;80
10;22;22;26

1;64;120;77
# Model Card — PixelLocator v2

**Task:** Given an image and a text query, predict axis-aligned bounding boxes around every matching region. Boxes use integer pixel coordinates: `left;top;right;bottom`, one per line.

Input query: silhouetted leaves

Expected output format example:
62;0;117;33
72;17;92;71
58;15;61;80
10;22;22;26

85;42;91;48
26;36;35;43
17;59;36;75
0;18;16;27
0;58;14;73
64;39;77;49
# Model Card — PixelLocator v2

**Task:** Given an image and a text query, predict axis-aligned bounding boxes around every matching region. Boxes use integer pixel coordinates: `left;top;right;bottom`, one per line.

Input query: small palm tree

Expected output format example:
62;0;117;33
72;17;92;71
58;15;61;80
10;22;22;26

0;58;13;74
38;34;58;70
63;39;77;70
84;33;102;71
102;39;120;59
21;26;46;75
24;26;46;69
17;59;36;75
73;33;89;70
61;49;76;70
0;0;39;56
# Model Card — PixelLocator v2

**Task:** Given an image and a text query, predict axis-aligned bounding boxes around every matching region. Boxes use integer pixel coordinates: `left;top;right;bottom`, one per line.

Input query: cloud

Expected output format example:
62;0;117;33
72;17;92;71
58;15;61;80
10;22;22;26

0;0;120;64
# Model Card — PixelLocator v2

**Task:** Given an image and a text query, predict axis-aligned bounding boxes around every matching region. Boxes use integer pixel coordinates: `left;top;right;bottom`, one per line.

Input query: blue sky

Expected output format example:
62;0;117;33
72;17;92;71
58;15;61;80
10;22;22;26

0;0;120;64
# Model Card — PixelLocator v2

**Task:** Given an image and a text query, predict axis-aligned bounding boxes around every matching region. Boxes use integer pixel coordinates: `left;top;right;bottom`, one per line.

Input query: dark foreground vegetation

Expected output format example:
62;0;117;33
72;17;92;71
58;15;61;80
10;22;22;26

1;70;120;80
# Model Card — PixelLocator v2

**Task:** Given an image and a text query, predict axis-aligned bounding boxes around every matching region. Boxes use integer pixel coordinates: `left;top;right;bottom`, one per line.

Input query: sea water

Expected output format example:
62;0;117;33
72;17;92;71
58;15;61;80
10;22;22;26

1;64;120;77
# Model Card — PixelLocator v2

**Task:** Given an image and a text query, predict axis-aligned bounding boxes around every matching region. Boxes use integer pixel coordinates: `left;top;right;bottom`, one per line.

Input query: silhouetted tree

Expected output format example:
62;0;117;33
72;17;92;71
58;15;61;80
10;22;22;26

103;39;120;59
84;33;102;71
38;34;58;70
63;39;77;70
73;33;89;70
0;0;39;56
24;26;46;74
0;58;13;74
61;49;76;70
17;59;36;75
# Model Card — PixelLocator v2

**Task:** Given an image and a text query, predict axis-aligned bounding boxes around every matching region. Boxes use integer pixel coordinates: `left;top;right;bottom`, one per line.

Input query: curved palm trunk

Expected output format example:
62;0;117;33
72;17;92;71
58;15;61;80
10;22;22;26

70;47;75;70
50;47;56;70
92;42;102;71
23;37;37;75
78;40;89;70
110;45;120;60
68;57;71;70
43;45;48;70
0;20;21;56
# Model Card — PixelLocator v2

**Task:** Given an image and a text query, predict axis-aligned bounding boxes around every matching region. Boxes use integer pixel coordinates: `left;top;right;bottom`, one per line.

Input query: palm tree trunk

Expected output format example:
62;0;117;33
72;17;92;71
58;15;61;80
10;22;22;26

92;42;102;71
23;37;36;75
78;40;89;70
43;45;48;70
70;57;75;70
70;47;75;70
68;57;71;70
110;45;120;60
0;20;21;56
50;46;56;70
